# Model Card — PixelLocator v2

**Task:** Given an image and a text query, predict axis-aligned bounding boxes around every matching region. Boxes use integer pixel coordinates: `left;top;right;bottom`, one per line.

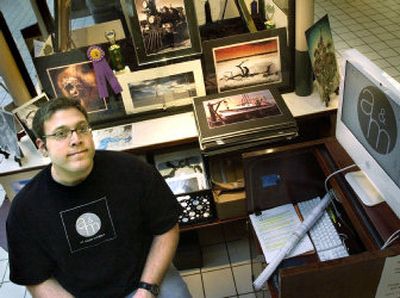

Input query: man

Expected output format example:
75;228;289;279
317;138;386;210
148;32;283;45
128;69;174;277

6;97;191;298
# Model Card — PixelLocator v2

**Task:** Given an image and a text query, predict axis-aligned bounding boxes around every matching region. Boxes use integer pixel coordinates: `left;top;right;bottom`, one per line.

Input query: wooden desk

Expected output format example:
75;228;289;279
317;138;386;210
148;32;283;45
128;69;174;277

242;138;400;298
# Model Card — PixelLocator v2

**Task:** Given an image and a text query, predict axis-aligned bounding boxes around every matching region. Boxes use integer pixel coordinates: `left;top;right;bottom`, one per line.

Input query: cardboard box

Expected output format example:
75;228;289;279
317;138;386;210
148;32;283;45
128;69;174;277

209;154;247;220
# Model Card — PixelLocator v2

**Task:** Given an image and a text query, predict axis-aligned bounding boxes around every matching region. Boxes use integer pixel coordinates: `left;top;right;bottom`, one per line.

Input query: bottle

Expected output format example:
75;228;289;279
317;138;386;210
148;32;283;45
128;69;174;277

105;30;125;71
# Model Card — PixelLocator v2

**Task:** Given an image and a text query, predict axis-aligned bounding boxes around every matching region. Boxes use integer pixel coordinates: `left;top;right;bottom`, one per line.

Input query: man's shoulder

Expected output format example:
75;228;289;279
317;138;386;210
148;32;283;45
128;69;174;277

95;150;148;167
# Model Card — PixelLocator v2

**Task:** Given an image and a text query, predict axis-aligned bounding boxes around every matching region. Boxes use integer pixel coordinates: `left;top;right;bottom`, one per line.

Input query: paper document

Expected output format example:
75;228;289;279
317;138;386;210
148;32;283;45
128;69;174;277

250;203;314;263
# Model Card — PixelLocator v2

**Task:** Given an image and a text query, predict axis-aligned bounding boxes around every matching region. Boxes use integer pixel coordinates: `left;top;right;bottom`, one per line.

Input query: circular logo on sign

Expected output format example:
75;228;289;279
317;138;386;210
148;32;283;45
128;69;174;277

357;86;397;154
75;213;101;237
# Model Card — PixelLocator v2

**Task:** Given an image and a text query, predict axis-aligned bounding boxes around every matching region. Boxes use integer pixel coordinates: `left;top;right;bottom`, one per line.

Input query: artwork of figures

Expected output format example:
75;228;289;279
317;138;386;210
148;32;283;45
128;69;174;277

136;0;191;55
0;110;21;159
306;14;340;106
47;61;108;113
202;89;281;129
213;37;282;92
92;124;134;151
12;93;49;148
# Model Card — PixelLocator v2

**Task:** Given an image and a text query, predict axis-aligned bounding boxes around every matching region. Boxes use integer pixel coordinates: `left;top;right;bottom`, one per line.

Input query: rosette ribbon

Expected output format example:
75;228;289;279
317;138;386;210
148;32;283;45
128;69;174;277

87;45;122;98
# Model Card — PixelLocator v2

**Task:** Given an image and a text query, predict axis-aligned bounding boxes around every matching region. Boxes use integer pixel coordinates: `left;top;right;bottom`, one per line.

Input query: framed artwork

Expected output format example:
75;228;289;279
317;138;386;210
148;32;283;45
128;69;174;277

12;93;49;148
306;14;340;106
118;59;206;114
47;61;108;114
193;85;297;153
92;123;134;151
124;0;201;65
33;44;127;125
202;28;289;94
154;148;209;195
0;110;22;159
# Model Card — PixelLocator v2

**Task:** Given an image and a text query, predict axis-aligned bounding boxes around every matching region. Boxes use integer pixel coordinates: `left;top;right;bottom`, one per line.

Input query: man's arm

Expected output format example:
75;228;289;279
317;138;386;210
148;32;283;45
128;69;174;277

27;278;74;298
134;223;180;297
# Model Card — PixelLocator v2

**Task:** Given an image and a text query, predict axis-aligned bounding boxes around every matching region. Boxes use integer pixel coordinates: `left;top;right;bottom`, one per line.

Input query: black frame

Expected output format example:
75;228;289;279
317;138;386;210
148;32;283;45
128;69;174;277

125;0;202;65
33;44;127;125
202;28;290;95
193;84;296;145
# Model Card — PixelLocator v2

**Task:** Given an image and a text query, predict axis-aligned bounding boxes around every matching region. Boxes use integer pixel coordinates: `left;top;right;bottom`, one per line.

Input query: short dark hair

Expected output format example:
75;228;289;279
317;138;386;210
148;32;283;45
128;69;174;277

32;97;89;139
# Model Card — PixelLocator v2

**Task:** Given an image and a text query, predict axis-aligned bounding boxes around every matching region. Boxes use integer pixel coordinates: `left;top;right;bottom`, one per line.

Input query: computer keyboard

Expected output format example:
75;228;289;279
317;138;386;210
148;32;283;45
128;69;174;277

298;197;349;261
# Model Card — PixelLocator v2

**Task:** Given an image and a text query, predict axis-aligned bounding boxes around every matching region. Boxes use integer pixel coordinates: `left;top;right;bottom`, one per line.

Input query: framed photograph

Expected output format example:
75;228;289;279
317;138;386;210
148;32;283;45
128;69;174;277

154;148;209;194
306;14;340;106
33;44;127;125
47;61;108;114
12;93;49;148
202;28;289;94
193;85;297;153
92;123;134;151
118;59;205;114
124;0;201;65
0;110;22;159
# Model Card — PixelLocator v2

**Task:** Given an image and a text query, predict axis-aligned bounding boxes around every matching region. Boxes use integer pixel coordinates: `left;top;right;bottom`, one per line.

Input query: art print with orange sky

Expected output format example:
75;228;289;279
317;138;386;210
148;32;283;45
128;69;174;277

213;37;282;92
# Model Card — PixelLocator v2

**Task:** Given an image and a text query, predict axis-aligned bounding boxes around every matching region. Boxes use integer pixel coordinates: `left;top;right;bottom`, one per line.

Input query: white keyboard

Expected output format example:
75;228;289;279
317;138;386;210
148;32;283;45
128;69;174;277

298;197;349;261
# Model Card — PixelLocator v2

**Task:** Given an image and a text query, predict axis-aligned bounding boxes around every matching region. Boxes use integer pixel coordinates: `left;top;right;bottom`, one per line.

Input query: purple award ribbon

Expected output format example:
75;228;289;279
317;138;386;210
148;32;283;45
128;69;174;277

87;45;122;98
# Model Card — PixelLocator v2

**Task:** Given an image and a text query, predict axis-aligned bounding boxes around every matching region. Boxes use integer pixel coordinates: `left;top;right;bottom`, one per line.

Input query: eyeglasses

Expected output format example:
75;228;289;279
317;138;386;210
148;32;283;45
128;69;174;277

43;123;92;141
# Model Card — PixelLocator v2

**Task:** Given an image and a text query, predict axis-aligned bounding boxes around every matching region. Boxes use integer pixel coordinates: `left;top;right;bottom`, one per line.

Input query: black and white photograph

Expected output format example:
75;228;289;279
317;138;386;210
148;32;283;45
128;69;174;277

12;93;49;148
47;61;108;113
119;59;205;114
203;28;289;94
126;0;201;64
0;110;21;159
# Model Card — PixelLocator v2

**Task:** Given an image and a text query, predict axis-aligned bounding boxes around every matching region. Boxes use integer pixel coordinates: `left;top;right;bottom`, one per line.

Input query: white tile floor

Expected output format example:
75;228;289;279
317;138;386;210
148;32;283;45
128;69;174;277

0;0;399;297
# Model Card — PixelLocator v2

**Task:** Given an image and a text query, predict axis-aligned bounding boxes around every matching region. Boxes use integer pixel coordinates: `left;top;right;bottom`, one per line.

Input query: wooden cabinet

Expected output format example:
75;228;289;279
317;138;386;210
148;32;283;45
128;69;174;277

242;138;400;298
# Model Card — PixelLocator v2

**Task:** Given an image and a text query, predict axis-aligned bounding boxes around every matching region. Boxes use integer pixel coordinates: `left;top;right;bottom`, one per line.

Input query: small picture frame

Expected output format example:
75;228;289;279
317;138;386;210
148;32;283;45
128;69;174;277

124;0;202;65
118;59;206;114
154;148;209;194
47;61;108;114
202;28;289;94
12;93;49;148
193;85;297;152
92;123;134;151
0;110;22;159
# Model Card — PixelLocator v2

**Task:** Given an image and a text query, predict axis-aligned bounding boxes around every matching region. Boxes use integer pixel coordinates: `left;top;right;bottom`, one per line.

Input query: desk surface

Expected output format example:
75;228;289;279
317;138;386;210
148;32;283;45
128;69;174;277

0;87;338;175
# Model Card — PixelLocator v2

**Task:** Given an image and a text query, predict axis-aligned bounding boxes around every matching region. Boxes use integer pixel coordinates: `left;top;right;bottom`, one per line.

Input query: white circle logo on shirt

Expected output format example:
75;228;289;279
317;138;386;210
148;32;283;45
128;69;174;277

75;213;102;237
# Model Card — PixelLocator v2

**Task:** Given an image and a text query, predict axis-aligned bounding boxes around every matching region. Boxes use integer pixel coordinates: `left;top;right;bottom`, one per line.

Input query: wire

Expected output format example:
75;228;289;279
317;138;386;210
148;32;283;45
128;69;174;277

324;164;357;200
381;229;400;250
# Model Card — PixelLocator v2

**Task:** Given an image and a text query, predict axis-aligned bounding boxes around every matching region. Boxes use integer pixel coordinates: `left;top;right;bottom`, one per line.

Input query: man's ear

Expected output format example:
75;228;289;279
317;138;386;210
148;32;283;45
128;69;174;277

36;138;48;157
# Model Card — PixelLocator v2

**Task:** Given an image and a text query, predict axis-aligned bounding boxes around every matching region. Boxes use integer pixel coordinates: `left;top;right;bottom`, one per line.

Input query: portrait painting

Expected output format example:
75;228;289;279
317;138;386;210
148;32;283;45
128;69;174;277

0;110;21;158
12;93;49;148
47;61;107;113
202;89;281;129
119;59;205;114
136;0;191;55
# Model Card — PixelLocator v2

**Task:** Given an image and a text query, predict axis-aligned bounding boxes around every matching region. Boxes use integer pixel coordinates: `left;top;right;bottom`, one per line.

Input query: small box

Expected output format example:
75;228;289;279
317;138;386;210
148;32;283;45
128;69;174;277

213;189;247;220
209;154;247;220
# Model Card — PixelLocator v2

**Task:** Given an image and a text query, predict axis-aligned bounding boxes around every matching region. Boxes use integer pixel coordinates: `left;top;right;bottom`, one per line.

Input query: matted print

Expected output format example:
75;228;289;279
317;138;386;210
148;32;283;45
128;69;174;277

47;61;107;113
0;110;21;158
203;28;289;94
92;124;134;151
12;93;49;148
126;0;201;65
202;89;281;129
118;59;205;114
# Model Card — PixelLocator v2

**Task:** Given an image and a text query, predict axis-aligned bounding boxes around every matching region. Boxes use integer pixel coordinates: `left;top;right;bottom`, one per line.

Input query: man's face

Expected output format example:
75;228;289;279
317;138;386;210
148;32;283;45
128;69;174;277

36;108;95;185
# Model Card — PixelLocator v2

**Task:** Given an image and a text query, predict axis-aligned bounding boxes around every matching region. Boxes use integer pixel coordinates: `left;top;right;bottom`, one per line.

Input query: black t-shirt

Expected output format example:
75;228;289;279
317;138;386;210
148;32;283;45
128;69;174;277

6;150;180;298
